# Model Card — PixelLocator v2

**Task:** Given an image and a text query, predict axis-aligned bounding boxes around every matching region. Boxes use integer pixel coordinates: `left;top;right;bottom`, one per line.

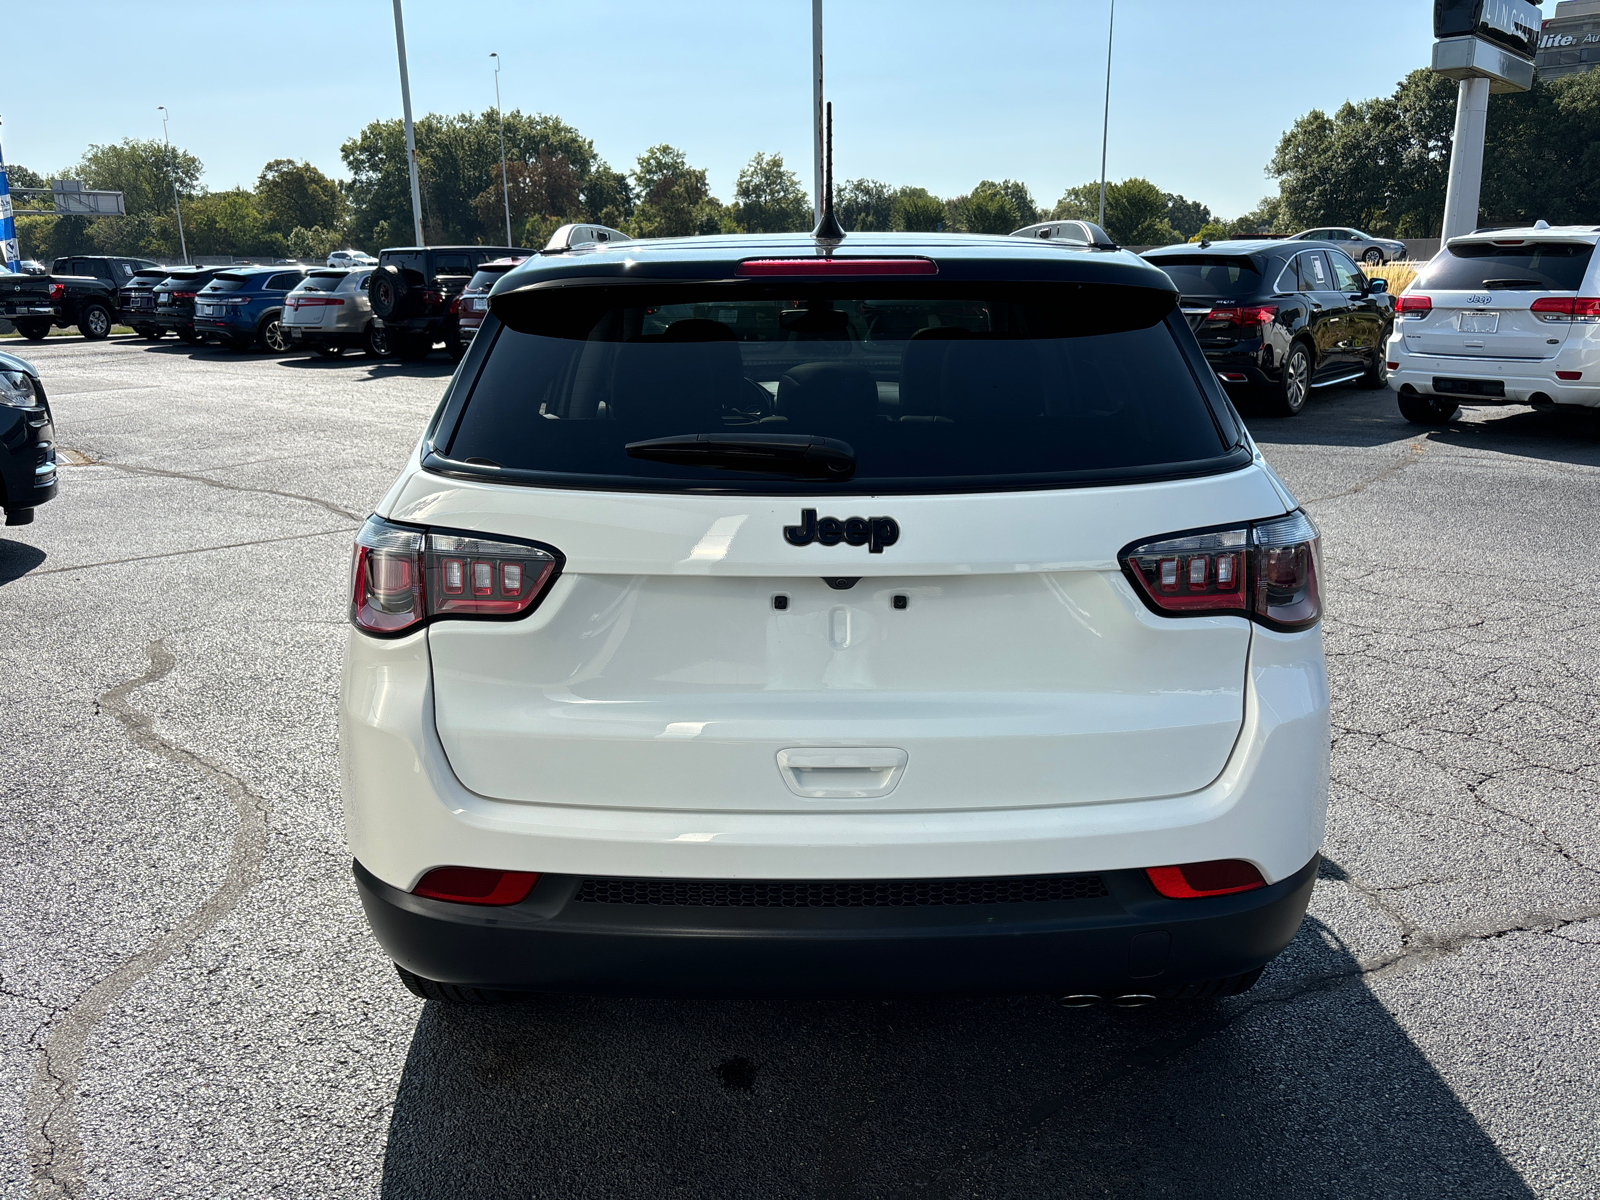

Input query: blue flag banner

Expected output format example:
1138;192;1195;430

0;133;19;272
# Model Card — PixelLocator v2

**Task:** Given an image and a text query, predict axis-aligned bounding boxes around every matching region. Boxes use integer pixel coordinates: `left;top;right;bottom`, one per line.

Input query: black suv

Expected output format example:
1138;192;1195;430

151;267;238;344
1142;240;1394;416
368;245;530;361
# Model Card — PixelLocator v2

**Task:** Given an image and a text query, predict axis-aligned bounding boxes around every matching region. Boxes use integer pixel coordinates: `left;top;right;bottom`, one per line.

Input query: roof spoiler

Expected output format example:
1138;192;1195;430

543;223;632;253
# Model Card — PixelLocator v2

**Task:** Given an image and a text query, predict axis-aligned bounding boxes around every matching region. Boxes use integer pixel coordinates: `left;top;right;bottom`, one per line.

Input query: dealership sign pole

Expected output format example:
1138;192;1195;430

0;118;18;273
1432;0;1540;245
392;0;426;247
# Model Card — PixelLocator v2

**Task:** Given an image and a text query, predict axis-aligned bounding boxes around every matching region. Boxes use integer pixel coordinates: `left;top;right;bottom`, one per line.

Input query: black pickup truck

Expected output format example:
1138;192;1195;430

3;255;158;341
368;244;529;360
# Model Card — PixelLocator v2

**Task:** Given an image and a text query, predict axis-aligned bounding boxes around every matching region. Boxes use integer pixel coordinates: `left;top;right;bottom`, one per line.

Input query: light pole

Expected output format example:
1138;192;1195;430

157;106;189;264
491;53;512;245
391;0;426;246
1097;0;1115;229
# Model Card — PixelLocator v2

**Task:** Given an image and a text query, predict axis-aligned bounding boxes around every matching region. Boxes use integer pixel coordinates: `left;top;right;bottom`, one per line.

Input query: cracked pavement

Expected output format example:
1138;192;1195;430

1;337;1597;1198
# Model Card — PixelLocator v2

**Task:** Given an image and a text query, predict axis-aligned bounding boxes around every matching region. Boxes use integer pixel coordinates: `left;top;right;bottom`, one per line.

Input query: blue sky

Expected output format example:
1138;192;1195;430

1;1;1546;220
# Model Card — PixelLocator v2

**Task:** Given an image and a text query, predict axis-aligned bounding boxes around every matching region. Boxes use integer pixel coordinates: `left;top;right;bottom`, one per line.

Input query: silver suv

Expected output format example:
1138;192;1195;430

282;268;391;359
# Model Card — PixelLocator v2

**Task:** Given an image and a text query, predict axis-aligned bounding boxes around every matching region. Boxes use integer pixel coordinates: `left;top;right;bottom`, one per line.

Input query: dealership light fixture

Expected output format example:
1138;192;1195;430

491;53;512;246
156;106;189;265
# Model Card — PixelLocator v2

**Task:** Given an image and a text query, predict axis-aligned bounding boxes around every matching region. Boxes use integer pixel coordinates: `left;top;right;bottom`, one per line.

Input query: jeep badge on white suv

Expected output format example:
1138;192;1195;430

340;226;1330;1005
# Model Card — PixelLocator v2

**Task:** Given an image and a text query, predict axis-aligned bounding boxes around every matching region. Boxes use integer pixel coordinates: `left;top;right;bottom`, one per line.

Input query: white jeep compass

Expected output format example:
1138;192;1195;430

1388;224;1600;424
340;231;1330;1005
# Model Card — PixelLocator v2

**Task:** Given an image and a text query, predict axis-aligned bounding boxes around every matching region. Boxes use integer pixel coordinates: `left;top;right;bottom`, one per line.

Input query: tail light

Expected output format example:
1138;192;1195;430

413;867;540;905
1531;296;1600;323
1397;294;1432;318
736;257;938;277
48;282;65;300
172;291;197;300
288;296;345;308
448;296;461;316
421;288;444;305
1204;304;1277;330
1146;860;1265;899
1121;511;1322;631
349;515;562;636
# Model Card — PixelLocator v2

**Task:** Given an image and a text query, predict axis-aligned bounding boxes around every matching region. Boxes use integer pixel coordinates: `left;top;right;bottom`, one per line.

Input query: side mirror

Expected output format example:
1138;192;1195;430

1368;277;1388;295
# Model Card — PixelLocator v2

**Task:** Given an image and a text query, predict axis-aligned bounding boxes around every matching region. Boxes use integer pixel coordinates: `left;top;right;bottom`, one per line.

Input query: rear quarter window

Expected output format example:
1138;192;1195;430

435;284;1241;495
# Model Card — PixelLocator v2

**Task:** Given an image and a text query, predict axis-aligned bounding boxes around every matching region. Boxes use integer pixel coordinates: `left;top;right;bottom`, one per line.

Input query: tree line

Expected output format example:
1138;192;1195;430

10;109;1227;262
18;63;1594;263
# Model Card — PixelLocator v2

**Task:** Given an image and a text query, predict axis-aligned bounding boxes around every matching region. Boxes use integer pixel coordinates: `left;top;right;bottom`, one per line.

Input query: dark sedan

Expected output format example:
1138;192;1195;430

0;349;57;526
1143;239;1394;416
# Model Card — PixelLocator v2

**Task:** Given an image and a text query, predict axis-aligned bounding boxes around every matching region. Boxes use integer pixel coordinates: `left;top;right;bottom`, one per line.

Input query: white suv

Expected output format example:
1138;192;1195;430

1388;224;1600;423
341;232;1330;1004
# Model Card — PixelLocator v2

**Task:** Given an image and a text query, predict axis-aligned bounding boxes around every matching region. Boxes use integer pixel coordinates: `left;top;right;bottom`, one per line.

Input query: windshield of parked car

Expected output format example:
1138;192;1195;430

441;286;1236;493
1417;242;1595;291
206;276;250;292
1147;256;1264;299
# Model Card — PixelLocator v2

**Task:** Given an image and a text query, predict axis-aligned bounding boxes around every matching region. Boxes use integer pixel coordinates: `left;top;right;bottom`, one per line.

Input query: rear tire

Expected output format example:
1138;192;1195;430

1362;346;1390;389
15;319;50;341
78;303;113;340
136;325;164;341
1363;248;1384;265
1264;341;1313;417
444;322;465;362
364;323;393;358
315;344;346;359
394;963;513;1006
176;328;204;345
257;314;288;353
1398;391;1459;425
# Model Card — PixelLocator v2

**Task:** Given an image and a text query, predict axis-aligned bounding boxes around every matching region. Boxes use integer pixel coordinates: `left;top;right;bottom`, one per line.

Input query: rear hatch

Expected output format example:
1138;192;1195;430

399;270;1281;815
1;274;53;317
1403;238;1597;360
284;270;348;327
1144;254;1267;339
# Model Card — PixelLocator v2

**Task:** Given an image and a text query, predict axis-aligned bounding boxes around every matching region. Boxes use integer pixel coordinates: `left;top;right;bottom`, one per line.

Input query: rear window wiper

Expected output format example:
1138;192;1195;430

1479;278;1544;289
625;433;856;480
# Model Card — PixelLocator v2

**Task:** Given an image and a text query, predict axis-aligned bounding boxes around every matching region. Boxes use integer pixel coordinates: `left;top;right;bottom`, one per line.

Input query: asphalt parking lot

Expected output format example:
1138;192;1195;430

1;333;1597;1199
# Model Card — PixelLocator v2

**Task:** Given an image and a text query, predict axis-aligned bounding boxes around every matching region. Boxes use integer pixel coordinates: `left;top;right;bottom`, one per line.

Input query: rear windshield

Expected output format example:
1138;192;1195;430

1417;242;1595;291
1147;256;1264;299
439;287;1236;494
303;271;349;291
207;276;249;292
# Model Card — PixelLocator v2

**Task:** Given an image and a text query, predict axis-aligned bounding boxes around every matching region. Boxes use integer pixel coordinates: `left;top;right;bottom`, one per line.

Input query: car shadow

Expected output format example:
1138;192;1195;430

0;538;46;585
277;356;458;379
1244;383;1600;469
376;914;1531;1199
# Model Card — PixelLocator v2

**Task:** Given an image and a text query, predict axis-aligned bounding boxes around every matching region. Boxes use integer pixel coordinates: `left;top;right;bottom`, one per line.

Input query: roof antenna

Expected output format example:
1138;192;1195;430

812;101;845;243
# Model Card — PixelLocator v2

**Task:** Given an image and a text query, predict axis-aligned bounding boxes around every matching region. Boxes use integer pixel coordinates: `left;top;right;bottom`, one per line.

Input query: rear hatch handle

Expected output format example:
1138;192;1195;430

776;748;908;799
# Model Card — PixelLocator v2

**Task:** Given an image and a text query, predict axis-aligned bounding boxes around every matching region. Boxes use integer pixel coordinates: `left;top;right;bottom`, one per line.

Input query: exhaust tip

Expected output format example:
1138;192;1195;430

1111;993;1158;1008
1057;994;1103;1008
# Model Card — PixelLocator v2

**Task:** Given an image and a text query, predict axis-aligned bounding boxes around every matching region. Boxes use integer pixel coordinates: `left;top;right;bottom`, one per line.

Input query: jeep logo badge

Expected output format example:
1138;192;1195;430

784;508;899;553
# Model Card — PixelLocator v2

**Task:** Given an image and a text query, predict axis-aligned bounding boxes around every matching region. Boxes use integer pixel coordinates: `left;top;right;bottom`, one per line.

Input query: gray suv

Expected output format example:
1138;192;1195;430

282;268;391;359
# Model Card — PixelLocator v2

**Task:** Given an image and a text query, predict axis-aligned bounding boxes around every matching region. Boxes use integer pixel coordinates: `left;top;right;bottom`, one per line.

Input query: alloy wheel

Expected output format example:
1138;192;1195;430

1284;349;1310;412
262;319;287;353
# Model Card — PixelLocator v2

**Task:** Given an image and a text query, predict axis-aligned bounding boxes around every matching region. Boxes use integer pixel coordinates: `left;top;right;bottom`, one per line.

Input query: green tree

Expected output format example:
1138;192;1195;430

3;164;47;191
627;144;721;238
286;225;344;261
256;159;344;237
1050;183;1101;222
76;138;201;216
734;151;809;233
1101;178;1181;245
955;189;1018;234
181;189;285;258
472;152;582;239
1225;196;1282;237
974;179;1037;227
835;178;894;231
1189;221;1229;244
892;188;945;232
1164;194;1213;240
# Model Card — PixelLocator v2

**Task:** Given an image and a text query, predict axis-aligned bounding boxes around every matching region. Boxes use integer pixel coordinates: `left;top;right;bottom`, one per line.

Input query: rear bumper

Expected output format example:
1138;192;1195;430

1389;337;1600;407
1200;344;1276;388
354;854;1319;998
285;324;365;347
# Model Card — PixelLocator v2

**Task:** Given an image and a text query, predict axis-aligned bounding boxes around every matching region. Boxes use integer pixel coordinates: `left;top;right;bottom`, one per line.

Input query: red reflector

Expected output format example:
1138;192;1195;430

1217;372;1249;383
736;257;938;277
1557;371;1583;380
1145;860;1266;899
413;867;540;906
1397;294;1432;315
1387;362;1399;370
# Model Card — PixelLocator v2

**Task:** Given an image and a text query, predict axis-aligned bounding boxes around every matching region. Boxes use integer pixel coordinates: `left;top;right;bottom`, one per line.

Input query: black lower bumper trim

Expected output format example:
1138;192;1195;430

354;855;1319;999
